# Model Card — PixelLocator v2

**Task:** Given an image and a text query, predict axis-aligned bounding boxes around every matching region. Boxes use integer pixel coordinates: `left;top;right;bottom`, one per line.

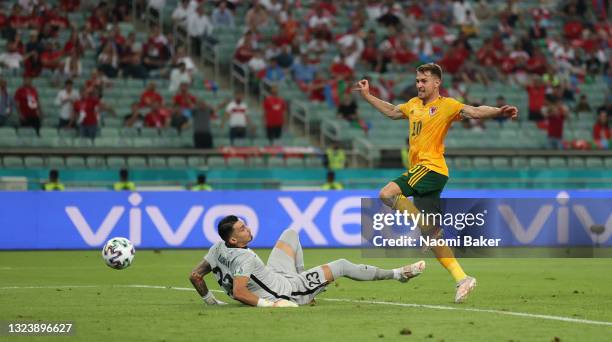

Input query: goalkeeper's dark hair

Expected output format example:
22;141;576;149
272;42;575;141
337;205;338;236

218;215;238;242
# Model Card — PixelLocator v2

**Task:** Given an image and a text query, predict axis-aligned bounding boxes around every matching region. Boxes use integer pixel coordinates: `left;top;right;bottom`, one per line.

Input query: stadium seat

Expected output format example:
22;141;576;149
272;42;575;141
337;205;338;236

286;158;305;168
491;157;510;169
207;156;227;168
3;156;23;168
65;156;87;169
454;157;472;169
548;157;567;168
46;157;65;168
86;156;106;169
305;156;324;168
586;157;604;169
107;157;127;168
268;157;286;168
167;157;187;169
511;157;527;169
149;157;168;168
567;157;586;169
528;157;548;168
473;157;492;169
227;157;246;168
605;157;612;169
187;156;206;168
24;156;45;168
127;157;147;168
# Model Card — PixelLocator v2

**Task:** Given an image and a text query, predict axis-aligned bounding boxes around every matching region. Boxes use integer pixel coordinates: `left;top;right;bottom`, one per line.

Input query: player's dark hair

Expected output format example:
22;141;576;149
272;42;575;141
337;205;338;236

49;169;59;180
218;215;238;242
416;63;443;80
197;174;206;183
119;168;128;180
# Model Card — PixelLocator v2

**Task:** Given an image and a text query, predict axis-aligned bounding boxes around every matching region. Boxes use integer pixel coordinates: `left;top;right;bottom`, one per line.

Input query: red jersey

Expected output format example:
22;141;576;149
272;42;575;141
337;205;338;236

526;85;546;111
140;90;163;107
547;110;566;139
74;97;101;126
144;110;166;128
14;86;40;118
173;93;196;109
263;96;287;127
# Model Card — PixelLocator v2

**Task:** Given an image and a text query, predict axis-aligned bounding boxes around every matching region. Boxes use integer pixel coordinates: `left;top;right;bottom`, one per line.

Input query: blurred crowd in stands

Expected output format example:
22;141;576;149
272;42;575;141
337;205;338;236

0;0;610;150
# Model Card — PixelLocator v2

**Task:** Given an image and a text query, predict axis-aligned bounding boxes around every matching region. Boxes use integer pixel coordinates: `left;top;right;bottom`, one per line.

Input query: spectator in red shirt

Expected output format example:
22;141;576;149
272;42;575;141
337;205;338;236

263;85;287;145
139;82;163;110
60;0;80;12
74;88;115;140
593;110;610;149
526;76;546;121
144;108;168;129
308;73;327;102
41;41;64;73
330;55;353;81
526;49;548;75
173;83;197;118
544;98;568;150
14;77;42;135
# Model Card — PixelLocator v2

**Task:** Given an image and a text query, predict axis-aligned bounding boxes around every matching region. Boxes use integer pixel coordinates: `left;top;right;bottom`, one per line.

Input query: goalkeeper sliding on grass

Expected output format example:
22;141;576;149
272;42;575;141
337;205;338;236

190;215;425;307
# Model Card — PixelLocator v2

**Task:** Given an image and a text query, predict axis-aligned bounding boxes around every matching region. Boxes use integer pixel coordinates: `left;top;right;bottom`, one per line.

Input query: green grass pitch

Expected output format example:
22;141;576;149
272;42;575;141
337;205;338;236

1;249;611;341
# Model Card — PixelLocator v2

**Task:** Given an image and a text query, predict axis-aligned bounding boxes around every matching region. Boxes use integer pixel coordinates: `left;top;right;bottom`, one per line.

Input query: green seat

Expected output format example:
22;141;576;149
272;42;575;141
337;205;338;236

86;156;106;169
47;157;65;168
286;158;305;168
491;157;510;169
3;156;23;168
140;128;160;138
133;138;153;147
167;156;187;169
99;128;120;138
0;136;19;147
305;156;324;168
127;157;147;168
473;157;492;169
17;127;37;137
548;157;567;168
74;138;94;148
207;156;227;168
187;156;206;168
605;157;612;169
268;157;286;168
39;127;58;138
149;157;167;168
511;157;528;169
24;156;44;168
227;157;246;168
586;157;604;168
568;157;585;169
249;157;266;168
528;157;547;168
95;137;121;147
66;156;86;169
107;157;126;168
0;127;17;138
454;157;472;169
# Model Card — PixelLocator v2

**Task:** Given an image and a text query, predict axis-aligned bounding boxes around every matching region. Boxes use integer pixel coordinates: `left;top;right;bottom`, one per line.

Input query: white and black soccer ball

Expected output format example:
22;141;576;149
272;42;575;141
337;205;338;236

102;237;135;270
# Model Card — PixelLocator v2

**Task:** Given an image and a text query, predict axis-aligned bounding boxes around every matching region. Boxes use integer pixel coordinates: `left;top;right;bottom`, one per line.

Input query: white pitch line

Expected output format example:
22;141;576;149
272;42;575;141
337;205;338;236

1;284;612;327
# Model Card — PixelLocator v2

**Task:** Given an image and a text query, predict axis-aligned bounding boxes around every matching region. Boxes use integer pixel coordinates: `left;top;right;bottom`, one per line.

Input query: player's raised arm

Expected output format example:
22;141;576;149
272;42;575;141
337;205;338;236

353;79;405;120
189;259;227;305
460;104;519;120
232;276;297;308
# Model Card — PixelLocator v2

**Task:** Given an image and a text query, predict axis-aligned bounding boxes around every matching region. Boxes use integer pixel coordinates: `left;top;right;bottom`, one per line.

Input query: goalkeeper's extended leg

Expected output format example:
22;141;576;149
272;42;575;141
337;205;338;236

325;258;425;282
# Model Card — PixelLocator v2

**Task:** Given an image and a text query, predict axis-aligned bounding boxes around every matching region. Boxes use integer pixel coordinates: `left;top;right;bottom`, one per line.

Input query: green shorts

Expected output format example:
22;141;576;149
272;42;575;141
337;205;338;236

392;165;448;214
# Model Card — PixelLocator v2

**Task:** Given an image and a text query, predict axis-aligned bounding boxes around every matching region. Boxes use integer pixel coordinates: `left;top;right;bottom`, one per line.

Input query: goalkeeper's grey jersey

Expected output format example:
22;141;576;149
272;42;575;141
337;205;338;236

204;242;293;301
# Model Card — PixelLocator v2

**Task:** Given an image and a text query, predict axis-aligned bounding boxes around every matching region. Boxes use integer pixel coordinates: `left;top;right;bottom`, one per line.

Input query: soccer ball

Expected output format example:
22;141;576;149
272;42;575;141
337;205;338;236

102;237;135;270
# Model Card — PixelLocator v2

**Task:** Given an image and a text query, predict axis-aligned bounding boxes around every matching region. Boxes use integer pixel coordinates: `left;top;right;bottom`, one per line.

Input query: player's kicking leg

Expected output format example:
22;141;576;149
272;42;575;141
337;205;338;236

380;173;477;303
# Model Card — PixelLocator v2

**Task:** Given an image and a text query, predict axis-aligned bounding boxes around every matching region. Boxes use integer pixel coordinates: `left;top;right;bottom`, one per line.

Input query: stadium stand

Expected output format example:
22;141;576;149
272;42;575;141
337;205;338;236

0;0;610;189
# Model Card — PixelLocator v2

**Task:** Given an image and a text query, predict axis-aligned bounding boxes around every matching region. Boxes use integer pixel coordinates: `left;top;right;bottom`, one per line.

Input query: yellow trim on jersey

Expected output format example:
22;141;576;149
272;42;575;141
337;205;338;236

409;165;422;174
409;168;429;187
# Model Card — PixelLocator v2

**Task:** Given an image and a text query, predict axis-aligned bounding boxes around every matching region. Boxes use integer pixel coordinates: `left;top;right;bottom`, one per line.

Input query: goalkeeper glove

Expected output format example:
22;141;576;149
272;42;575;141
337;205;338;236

256;298;298;308
203;292;227;305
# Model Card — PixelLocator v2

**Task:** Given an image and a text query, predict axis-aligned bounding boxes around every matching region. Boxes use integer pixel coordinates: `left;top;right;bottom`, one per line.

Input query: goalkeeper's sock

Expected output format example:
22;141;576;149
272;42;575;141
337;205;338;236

432;246;467;282
328;259;394;281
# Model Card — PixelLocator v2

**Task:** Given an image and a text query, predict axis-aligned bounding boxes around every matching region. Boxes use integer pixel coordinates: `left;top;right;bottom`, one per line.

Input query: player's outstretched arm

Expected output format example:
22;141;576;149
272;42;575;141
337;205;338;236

190;259;227;305
233;276;298;308
460;104;519;120
353;79;405;120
